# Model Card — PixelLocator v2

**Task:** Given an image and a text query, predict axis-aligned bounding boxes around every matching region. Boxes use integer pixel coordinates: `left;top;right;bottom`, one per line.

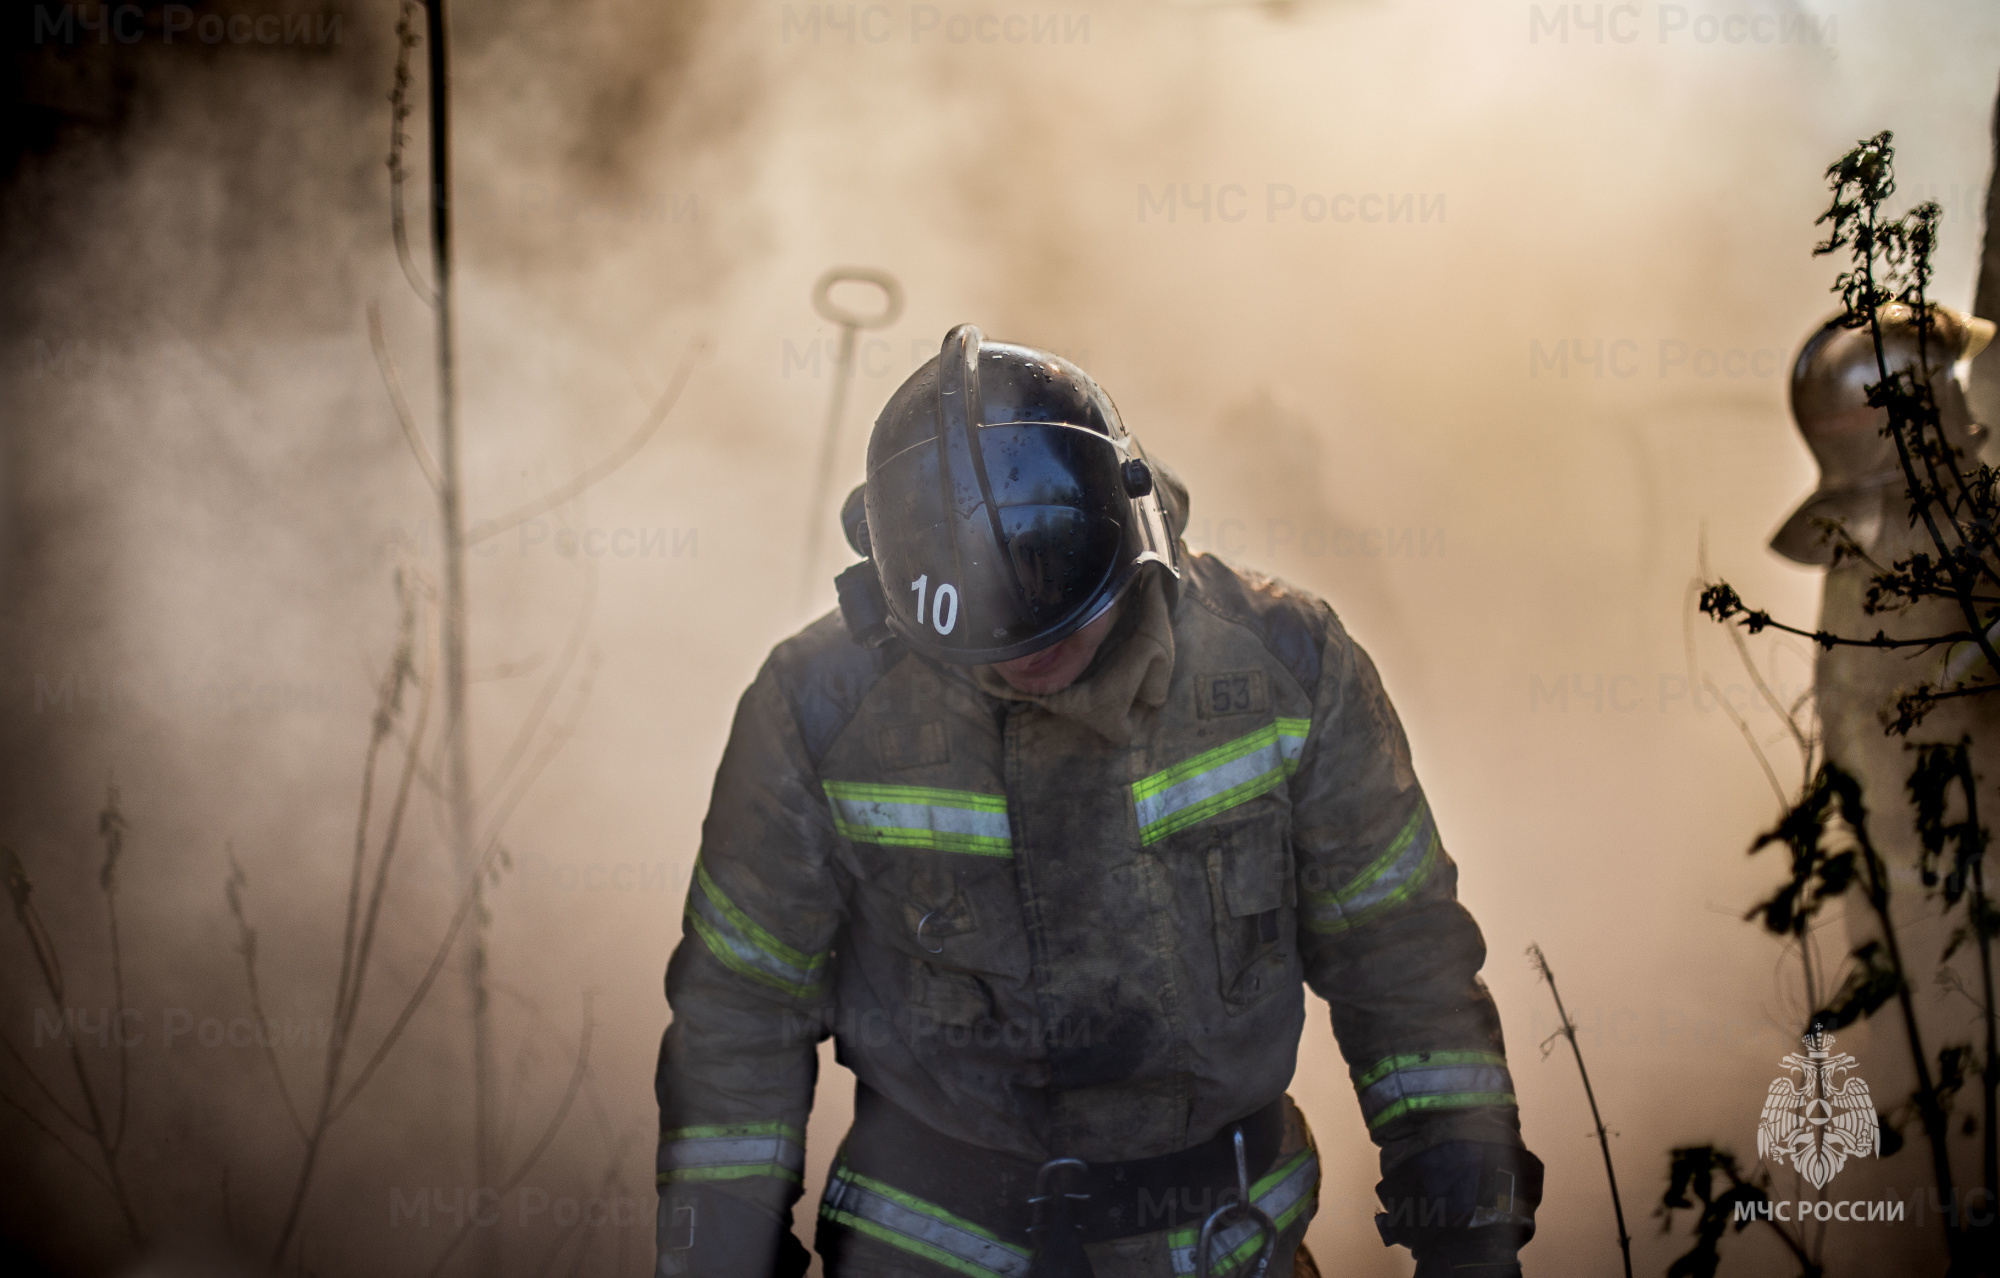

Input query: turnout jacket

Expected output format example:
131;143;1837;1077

656;552;1524;1274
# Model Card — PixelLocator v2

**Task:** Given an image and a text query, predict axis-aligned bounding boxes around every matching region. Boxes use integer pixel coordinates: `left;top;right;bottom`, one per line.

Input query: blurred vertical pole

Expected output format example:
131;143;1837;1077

799;319;860;609
799;268;904;609
424;0;495;1270
1969;71;2000;446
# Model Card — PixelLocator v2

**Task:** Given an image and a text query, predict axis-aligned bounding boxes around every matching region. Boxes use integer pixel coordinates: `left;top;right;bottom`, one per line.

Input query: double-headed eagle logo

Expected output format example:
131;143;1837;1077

1757;1026;1877;1189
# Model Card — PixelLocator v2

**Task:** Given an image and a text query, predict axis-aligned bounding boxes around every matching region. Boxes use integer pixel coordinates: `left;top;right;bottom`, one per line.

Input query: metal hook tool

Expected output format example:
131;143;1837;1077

799;267;904;608
1194;1128;1277;1278
915;909;946;955
1026;1156;1090;1275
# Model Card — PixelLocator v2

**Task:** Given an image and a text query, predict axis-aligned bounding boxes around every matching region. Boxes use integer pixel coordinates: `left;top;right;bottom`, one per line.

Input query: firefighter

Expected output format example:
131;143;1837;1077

656;327;1541;1278
1770;302;1996;893
1769;302;1993;569
1768;306;1995;1248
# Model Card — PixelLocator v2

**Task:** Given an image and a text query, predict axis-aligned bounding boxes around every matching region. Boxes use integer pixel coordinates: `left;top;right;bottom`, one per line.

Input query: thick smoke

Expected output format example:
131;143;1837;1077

2;1;1997;1274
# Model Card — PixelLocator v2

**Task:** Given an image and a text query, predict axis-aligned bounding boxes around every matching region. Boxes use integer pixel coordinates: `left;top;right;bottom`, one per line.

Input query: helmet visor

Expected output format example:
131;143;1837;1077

867;429;1133;664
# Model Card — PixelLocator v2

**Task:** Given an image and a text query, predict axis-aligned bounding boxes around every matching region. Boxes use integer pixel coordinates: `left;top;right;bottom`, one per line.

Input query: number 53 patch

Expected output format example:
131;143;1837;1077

1196;670;1267;719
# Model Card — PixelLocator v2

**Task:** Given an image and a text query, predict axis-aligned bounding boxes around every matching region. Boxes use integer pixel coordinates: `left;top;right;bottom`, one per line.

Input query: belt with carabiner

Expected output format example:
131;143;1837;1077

822;1083;1296;1278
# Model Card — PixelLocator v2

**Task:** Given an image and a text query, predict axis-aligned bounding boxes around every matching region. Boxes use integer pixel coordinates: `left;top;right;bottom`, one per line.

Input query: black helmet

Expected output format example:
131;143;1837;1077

833;325;1180;663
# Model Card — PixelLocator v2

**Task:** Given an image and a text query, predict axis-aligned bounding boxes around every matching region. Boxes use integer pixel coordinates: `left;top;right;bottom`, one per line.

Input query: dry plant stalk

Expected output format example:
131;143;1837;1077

1526;943;1631;1278
261;566;435;1267
0;784;147;1244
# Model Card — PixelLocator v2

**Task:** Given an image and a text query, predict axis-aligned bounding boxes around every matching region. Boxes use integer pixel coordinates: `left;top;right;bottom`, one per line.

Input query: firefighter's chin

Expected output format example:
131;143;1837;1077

988;604;1121;696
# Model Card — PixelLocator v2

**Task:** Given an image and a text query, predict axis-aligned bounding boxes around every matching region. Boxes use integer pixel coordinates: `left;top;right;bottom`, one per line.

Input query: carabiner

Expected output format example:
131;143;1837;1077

1027;1157;1091;1223
915;909;946;955
1194;1129;1276;1278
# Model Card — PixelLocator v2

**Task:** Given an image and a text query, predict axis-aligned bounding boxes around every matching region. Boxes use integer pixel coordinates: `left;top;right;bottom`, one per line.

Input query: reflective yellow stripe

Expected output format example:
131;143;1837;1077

1355;1051;1515;1131
820;1164;1032;1278
686;860;829;996
1132;719;1310;844
656;1121;806;1185
824;782;1014;857
1303;800;1440;934
1165;1149;1320;1276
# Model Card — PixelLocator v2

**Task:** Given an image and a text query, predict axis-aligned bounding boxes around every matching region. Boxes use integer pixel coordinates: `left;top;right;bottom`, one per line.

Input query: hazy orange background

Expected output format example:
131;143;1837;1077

4;2;1999;1274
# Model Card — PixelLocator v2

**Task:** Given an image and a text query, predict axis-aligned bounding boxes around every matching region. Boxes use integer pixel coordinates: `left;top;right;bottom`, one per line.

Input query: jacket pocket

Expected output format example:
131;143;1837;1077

906;958;993;1030
1200;809;1297;1010
893;859;1027;1030
871;855;1030;986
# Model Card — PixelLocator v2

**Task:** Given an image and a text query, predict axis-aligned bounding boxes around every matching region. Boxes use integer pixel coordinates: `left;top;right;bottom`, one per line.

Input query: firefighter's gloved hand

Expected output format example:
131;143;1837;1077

1375;1141;1542;1275
1410;1228;1525;1277
657;1185;809;1278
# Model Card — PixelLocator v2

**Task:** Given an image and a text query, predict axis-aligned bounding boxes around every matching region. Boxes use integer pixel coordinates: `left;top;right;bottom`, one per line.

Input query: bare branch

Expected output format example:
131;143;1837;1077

468;335;708;544
267;572;419;1267
0;1032;89;1133
3;844;67;1003
1722;619;1810;767
477;550;598;812
331;573;418;1095
500;995;595;1195
1704;676;1789;811
224;853;308;1144
96;784;131;1155
332;626;601;1126
530;1134;635;1278
386;0;436;308
0;1085;116;1195
368;302;442;492
421;996;598;1278
1528;944;1632;1278
340;612;438;1043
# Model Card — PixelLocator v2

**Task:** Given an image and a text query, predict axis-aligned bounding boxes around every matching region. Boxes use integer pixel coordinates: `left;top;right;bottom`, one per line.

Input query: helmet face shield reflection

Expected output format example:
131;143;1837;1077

1001;507;1121;620
858;327;1177;665
866;435;1130;663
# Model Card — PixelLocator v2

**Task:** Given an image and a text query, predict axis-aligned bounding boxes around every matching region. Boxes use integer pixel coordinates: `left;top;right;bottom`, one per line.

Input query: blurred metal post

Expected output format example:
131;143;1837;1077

1970;72;2000;448
800;268;903;608
422;2;496;1272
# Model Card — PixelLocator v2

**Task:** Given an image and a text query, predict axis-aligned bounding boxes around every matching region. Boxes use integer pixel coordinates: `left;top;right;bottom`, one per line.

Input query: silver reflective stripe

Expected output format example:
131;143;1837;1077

1303;800;1439;935
658;1139;804;1180
685;861;829;997
661;1136;801;1170
1354;1051;1516;1131
1132;719;1310;845
1165;1150;1320;1276
823;782;1014;858
821;1166;1032;1278
658;1123;806;1185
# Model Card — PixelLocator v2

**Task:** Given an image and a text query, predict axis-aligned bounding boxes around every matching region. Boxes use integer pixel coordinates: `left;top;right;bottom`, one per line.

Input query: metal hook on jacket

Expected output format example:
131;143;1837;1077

1195;1129;1277;1278
1027;1157;1090;1225
915;909;946;955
